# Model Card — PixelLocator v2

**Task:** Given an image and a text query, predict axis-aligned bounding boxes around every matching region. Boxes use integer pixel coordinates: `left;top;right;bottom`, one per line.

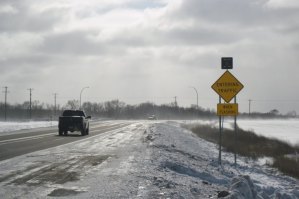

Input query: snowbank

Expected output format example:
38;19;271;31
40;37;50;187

226;175;298;199
0;121;58;135
142;122;298;198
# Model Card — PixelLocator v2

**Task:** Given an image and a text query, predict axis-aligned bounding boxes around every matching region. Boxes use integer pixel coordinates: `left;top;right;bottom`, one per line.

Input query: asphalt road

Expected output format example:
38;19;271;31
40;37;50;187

0;121;132;161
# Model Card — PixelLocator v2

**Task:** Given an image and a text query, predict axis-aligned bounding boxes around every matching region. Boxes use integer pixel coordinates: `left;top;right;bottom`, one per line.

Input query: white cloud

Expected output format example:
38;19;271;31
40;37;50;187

266;0;299;8
0;4;18;14
0;33;43;59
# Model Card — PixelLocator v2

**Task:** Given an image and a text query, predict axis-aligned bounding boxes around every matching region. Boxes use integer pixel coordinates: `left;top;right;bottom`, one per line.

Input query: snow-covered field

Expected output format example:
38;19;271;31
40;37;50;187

236;119;299;146
0;121;58;136
185;119;299;146
0;121;298;198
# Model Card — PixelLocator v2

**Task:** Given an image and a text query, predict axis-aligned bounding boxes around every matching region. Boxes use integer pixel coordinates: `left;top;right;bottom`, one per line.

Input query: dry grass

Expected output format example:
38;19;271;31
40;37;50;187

272;156;299;178
185;124;299;179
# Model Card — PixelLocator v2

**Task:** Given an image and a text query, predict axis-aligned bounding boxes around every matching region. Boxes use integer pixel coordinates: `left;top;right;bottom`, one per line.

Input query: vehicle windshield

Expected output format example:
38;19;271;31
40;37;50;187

62;110;85;117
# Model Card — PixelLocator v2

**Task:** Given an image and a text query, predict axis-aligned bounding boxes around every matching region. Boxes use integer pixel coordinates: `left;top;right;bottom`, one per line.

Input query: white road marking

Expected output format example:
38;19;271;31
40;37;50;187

0;123;130;145
0;133;56;144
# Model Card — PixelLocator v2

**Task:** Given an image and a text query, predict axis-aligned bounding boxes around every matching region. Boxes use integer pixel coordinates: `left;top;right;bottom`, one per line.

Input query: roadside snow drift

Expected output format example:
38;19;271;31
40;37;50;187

0;121;57;136
0;121;298;198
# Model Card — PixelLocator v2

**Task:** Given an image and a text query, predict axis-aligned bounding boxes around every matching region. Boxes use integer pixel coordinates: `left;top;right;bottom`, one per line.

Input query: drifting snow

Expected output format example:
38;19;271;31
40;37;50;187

0;121;298;198
0;121;58;136
0;120;114;136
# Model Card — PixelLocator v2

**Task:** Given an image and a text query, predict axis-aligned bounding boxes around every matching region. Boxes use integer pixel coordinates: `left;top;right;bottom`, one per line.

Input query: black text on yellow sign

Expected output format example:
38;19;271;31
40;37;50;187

211;71;244;103
217;103;238;116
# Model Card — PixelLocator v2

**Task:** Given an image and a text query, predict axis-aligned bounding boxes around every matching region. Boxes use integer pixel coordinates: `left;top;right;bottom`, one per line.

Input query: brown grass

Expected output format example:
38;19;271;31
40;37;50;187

185;124;299;179
272;156;299;178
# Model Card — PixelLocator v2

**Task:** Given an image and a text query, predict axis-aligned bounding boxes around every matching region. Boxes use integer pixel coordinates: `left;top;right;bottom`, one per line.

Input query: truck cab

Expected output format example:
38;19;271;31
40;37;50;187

58;110;91;136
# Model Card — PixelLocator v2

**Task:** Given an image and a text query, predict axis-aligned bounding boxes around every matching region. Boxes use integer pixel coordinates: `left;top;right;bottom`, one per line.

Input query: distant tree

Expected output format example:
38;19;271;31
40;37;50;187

82;102;104;116
104;100;125;118
286;110;296;117
82;101;93;113
64;100;79;110
32;100;44;110
269;109;279;115
22;101;30;109
190;104;198;109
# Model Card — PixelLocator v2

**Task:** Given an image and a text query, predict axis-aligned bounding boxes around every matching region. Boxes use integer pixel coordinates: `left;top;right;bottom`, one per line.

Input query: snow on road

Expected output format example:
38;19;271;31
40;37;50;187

0;120;116;136
0;121;298;198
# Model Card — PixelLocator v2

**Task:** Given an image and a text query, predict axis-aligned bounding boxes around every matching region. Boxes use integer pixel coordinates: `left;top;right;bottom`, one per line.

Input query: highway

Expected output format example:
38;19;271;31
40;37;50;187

0;121;132;161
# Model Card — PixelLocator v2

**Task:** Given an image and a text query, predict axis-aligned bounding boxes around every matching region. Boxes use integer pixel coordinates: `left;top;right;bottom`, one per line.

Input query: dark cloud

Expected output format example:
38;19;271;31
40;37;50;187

0;2;65;32
170;0;299;29
159;26;242;46
38;31;106;55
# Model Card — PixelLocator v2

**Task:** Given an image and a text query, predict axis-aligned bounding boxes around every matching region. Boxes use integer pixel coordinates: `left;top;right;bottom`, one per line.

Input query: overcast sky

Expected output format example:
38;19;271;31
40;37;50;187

1;0;299;114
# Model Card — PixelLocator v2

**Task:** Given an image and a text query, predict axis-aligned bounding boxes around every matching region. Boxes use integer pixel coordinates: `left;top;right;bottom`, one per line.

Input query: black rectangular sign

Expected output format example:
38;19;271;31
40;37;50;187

221;57;233;69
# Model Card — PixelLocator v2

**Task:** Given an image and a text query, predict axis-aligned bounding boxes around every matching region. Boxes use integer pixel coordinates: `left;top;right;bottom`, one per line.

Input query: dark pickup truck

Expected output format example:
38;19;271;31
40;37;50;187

58;110;91;136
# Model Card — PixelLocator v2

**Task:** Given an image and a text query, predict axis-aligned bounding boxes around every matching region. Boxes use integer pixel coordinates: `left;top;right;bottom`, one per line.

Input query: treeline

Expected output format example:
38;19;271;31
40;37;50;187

0;101;55;121
0;100;296;121
239;109;297;119
82;100;215;120
0;100;215;121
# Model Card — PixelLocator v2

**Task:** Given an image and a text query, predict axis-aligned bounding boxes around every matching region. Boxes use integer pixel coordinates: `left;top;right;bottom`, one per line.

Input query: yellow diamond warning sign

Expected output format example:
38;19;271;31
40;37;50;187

217;103;238;116
211;71;244;103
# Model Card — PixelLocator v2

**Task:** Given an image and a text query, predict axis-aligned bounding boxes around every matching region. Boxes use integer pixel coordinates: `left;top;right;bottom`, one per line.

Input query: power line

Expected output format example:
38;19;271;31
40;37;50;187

53;93;58;117
248;99;252;115
3;87;9;121
28;88;33;119
174;96;177;107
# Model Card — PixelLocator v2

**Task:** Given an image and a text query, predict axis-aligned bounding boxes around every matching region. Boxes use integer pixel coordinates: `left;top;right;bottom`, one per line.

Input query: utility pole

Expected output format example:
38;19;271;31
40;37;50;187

53;93;58;117
3;87;9;121
248;99;252;115
28;88;33;119
80;87;89;110
174;96;177;107
189;87;199;109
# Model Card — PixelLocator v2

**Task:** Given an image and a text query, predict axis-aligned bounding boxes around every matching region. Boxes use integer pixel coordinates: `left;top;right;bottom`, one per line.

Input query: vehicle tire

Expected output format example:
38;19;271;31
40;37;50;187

64;131;68;136
59;129;63;136
86;128;89;135
81;129;86;136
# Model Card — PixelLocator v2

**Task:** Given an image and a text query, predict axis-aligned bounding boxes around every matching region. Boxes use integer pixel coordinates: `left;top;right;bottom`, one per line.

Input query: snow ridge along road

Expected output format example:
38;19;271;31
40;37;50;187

0;121;298;198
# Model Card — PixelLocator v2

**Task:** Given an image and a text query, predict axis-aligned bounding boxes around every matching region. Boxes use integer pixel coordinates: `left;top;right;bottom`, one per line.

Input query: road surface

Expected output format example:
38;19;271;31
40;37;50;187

0;121;131;161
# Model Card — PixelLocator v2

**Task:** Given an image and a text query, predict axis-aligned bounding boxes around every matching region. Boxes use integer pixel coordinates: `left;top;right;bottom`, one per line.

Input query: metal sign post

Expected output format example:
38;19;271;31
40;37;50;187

234;96;237;166
212;57;244;166
219;96;222;165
